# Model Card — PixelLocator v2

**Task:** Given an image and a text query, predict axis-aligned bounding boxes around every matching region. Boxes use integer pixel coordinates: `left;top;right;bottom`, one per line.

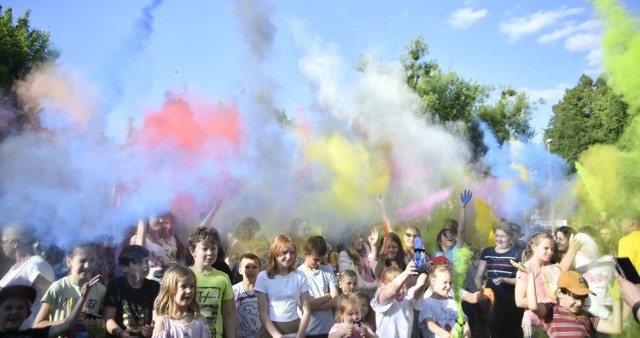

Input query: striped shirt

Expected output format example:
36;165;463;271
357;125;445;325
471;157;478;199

480;246;522;291
542;303;599;337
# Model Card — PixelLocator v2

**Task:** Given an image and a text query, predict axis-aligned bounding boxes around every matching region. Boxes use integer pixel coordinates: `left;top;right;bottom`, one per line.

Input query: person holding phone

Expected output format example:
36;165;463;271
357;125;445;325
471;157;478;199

617;275;640;323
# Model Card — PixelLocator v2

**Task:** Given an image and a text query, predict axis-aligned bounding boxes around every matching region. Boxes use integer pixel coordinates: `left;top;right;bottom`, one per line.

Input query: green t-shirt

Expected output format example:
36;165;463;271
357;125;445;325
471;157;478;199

41;276;107;337
193;268;234;338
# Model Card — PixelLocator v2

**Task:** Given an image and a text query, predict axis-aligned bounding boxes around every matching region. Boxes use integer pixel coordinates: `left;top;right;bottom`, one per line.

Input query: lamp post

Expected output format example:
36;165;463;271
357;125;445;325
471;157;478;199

545;138;554;226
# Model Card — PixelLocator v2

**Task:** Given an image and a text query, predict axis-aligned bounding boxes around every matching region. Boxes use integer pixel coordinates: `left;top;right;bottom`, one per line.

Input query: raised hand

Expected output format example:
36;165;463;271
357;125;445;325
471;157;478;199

460;189;473;206
368;228;379;246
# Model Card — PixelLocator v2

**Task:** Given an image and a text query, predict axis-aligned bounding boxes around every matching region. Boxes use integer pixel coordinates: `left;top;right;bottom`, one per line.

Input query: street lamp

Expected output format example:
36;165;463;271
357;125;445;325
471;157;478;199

545;139;554;226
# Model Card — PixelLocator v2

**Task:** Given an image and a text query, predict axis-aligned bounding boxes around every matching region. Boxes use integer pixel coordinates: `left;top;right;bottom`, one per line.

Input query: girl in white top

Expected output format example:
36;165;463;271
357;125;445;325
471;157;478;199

370;261;428;338
152;265;210;338
255;234;311;338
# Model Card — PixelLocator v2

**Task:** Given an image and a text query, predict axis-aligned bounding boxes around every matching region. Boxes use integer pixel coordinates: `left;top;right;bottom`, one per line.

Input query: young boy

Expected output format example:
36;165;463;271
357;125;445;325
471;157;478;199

104;245;160;337
338;270;358;295
34;243;107;337
299;235;339;338
188;227;237;338
521;265;622;337
0;279;100;337
232;253;261;338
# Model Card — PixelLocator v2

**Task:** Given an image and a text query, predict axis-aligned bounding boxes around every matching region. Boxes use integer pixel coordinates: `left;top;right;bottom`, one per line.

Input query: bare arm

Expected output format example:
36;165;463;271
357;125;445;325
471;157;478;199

377;261;418;305
514;268;528;308
559;234;580;272
152;312;165;334
474;260;487;290
596;281;622;334
47;275;101;337
525;270;546;317
411;272;429;301
298;291;311;338
426;319;452;338
308;293;332;310
457;190;472;247
314;285;340;311
134;219;146;247
257;291;282;338
221;299;238;338
199;199;222;227
377;195;392;252
33;303;60;328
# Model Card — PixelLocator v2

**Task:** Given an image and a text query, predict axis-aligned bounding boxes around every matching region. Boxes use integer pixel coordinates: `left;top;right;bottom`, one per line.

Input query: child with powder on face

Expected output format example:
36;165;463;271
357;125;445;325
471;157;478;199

338;270;359;295
187;227;237;338
152;265;210;337
370;261;428;338
104;245;160;338
33;243;108;337
329;293;376;338
420;262;471;338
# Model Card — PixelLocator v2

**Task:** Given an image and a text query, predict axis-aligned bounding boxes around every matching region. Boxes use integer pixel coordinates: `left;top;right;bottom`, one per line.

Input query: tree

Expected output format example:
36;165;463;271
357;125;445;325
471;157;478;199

544;74;630;171
400;37;536;158
0;6;58;139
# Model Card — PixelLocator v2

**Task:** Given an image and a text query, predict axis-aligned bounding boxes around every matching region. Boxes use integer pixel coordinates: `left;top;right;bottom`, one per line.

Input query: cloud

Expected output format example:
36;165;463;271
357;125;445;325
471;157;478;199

537;20;600;44
521;83;570;104
500;6;585;42
448;7;488;29
564;32;601;52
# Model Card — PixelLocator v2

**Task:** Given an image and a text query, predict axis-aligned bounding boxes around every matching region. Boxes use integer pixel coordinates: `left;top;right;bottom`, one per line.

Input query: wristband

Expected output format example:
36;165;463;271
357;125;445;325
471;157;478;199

633;301;640;323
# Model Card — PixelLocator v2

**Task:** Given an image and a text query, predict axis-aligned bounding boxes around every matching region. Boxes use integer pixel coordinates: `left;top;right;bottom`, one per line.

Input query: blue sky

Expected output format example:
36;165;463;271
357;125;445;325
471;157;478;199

6;0;639;142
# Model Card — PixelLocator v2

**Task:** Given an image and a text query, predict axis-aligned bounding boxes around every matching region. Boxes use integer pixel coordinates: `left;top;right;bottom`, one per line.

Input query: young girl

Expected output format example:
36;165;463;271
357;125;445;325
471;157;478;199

329;293;376;338
338;230;378;293
370;261;428;338
338;270;359;295
420;265;471;338
373;233;407;279
514;231;561;338
34;243;107;337
255;234;311;338
152;265;210;337
355;291;376;332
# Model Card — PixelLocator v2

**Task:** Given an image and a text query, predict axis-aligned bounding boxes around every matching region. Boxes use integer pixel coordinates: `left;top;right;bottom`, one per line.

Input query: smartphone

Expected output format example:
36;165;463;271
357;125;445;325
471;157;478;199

613;257;640;284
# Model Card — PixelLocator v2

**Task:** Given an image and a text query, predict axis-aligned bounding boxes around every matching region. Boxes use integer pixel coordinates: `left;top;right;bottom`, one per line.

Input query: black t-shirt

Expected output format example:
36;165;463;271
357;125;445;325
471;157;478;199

1;327;50;338
104;276;160;337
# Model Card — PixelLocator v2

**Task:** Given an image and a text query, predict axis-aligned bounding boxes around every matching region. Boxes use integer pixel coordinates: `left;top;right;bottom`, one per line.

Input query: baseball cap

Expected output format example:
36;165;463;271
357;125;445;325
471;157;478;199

557;271;594;296
0;285;37;304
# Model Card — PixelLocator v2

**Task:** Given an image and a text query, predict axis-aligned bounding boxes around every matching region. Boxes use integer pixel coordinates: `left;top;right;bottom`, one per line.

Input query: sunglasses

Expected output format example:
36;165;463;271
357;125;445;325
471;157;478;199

405;233;419;238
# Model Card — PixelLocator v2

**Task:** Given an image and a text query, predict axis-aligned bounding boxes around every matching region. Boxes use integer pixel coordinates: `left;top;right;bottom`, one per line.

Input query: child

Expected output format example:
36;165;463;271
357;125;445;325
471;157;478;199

34;243;107;337
255;234;311;338
338;270;359;295
420;265;471;338
514;231;561;337
329;293;376;338
232;253;262;338
370;261;428;338
104;245;160;337
515;263;622;337
0;278;99;337
187;227;236;338
355;291;375;332
152;265;210;337
299;235;339;337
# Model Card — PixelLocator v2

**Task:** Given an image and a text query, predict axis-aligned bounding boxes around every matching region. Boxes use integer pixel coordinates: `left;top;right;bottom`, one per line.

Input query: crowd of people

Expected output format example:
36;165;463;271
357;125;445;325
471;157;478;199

1;191;640;338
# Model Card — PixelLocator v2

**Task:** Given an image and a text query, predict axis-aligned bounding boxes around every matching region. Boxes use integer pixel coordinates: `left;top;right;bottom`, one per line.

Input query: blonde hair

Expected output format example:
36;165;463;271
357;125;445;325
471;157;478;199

379;266;402;285
266;234;297;278
428;265;452;283
523;231;554;262
154;265;201;319
335;293;361;323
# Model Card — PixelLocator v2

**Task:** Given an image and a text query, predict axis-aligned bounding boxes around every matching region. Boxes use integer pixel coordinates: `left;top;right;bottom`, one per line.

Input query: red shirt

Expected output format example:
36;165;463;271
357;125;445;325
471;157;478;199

541;303;599;337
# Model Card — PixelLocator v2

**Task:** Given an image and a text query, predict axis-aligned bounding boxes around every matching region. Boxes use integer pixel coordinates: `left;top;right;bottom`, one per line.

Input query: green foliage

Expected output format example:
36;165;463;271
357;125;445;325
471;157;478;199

401;37;536;158
0;6;58;88
544;74;630;172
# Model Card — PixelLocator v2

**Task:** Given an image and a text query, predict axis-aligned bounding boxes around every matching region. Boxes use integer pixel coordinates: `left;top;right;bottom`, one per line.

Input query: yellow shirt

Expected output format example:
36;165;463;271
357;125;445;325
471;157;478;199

618;230;640;273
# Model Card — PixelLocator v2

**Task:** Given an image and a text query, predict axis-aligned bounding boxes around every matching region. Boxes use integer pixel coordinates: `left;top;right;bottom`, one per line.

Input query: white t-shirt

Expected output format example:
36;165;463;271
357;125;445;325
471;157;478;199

0;255;55;329
370;286;421;338
254;270;309;322
298;264;337;334
576;254;616;319
233;282;261;338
